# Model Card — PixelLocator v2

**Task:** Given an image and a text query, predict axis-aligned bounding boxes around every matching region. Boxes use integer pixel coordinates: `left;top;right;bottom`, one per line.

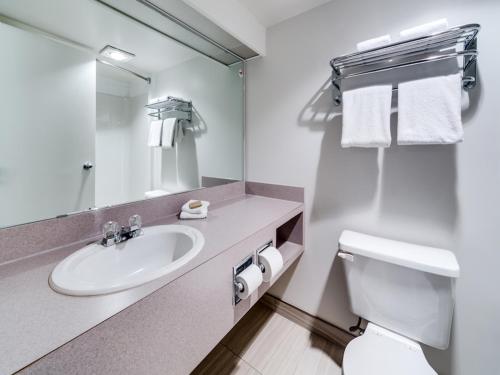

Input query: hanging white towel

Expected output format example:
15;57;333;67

400;19;448;40
147;120;163;147
175;120;184;144
397;73;463;145
356;35;392;51
341;85;393;148
161;118;177;149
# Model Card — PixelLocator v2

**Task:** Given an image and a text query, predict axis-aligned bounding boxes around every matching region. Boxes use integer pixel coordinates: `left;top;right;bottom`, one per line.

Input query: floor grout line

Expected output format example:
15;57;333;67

221;343;263;375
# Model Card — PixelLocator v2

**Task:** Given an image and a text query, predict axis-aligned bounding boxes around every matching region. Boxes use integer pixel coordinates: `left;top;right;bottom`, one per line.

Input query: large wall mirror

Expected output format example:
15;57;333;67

0;0;246;228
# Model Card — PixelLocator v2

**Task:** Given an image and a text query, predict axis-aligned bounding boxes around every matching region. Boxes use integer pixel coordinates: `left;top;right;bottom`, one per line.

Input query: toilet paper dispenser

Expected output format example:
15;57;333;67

233;241;284;305
233;254;258;305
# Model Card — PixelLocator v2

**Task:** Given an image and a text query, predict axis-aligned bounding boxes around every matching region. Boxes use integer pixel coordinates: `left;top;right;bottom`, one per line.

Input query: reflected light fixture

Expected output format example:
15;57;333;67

99;45;135;62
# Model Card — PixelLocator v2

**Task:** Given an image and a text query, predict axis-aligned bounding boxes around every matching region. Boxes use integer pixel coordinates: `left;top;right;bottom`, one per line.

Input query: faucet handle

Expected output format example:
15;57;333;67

128;214;142;232
102;221;120;246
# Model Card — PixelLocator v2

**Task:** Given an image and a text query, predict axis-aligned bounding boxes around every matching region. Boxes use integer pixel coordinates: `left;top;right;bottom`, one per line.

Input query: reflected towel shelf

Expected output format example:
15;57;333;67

330;23;480;105
146;96;192;121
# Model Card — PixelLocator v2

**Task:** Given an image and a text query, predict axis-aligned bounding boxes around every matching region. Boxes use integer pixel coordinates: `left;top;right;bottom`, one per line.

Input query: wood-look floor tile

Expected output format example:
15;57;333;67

222;303;274;353
260;323;312;374
191;344;260;375
197;303;345;375
293;334;343;375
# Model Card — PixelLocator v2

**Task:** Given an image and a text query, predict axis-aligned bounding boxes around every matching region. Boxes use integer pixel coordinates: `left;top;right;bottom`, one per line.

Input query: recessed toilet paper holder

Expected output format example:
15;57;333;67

256;241;274;273
233;254;254;305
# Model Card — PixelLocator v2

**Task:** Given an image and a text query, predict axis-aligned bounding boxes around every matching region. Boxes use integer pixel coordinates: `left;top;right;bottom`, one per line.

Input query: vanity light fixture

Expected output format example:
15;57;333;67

99;45;135;62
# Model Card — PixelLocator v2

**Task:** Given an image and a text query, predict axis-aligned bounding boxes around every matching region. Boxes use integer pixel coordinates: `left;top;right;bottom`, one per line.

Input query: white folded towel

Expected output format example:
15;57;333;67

341;85;393;148
400;19;448;40
357;35;392;51
148;120;163;147
161;118;177;149
182;200;210;214
180;210;207;220
397;73;463;145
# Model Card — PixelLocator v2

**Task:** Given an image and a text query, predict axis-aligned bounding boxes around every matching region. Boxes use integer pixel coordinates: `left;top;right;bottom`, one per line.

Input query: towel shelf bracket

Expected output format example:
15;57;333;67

330;23;480;106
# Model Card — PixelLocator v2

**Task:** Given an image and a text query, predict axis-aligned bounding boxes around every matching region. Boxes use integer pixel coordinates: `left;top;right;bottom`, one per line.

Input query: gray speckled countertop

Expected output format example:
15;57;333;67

0;194;303;375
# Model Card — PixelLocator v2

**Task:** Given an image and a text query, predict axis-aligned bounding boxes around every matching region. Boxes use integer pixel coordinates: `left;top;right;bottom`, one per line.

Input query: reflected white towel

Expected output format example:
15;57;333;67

180;209;207;220
357;35;391;51
161;118;177;149
147;120;163;147
341;85;393;148
145;190;170;198
175;120;184;144
397;73;463;145
400;19;448;40
182;200;210;214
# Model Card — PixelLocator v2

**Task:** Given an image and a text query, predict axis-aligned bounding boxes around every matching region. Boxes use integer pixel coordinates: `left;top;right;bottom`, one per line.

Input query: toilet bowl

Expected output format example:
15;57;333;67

338;230;460;375
342;323;436;375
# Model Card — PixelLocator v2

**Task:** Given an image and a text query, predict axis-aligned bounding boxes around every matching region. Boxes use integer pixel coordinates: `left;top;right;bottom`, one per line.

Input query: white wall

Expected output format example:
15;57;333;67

0;22;95;227
246;1;500;374
151;56;244;192
96;77;150;207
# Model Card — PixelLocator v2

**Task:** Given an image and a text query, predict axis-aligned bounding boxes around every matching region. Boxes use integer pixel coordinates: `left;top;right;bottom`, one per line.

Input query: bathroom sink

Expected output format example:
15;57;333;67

50;225;204;296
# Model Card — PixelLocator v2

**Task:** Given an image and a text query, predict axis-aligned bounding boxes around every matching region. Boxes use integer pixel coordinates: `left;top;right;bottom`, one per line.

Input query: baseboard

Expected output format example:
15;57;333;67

260;294;355;348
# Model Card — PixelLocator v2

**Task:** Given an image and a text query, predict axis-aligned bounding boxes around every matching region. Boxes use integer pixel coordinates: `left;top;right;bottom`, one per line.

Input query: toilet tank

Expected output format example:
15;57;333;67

338;230;460;350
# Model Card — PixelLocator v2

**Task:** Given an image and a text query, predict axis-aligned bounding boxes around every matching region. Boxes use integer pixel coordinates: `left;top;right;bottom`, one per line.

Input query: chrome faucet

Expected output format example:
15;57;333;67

101;214;143;247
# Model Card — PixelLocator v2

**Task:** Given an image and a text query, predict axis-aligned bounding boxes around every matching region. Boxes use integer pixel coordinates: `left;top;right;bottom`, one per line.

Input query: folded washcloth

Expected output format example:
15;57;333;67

180;210;207;220
161;118;177;149
148;120;163;147
400;19;448;40
356;35;391;51
182;200;210;214
397;73;463;145
341;85;393;148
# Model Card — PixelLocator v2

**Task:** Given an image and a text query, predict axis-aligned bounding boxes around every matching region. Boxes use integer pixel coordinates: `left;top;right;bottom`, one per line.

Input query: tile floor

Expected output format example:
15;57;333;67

192;303;344;375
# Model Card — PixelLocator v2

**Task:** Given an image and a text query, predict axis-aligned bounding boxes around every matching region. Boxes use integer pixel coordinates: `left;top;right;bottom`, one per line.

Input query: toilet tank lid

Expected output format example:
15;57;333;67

339;230;459;278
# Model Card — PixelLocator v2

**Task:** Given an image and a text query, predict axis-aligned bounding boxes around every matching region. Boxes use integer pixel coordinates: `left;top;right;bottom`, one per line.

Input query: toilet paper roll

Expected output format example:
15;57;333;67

258;247;284;282
235;264;263;300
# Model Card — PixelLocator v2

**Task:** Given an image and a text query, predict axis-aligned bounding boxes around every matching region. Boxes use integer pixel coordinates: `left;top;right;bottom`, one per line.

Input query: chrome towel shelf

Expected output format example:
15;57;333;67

330;23;480;105
145;96;192;121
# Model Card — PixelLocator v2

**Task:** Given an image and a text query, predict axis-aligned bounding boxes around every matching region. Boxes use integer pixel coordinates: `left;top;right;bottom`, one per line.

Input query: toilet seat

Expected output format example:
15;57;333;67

342;323;437;375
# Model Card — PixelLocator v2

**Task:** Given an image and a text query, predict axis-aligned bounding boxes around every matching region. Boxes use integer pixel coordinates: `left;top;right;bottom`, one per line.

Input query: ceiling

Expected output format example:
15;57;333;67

0;0;199;75
0;0;253;77
237;0;333;28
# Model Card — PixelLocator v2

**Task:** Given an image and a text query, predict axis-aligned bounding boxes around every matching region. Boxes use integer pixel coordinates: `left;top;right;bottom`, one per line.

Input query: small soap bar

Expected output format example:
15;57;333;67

189;200;202;209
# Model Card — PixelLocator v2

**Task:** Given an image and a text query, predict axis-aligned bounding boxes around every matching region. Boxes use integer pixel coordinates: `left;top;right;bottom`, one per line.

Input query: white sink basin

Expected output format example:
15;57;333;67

50;225;204;296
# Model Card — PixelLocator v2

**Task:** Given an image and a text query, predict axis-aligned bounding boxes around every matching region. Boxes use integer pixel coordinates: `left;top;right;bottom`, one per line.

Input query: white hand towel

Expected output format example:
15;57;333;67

182;200;210;214
341;85;393;148
397;73;463;145
147;120;163;147
161;118;177;149
175;121;184;144
357;35;392;51
180;210;207;220
400;19;448;40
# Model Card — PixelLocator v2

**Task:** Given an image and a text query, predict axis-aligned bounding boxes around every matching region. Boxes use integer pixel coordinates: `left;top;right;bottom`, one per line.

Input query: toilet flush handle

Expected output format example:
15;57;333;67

338;251;354;262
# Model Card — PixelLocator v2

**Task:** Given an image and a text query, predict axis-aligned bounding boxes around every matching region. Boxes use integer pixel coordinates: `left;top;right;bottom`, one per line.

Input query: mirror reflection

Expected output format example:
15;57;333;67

0;1;244;228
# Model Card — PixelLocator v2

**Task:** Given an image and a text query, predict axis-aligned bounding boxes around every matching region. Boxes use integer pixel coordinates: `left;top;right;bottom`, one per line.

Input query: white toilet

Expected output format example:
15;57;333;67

338;230;460;375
